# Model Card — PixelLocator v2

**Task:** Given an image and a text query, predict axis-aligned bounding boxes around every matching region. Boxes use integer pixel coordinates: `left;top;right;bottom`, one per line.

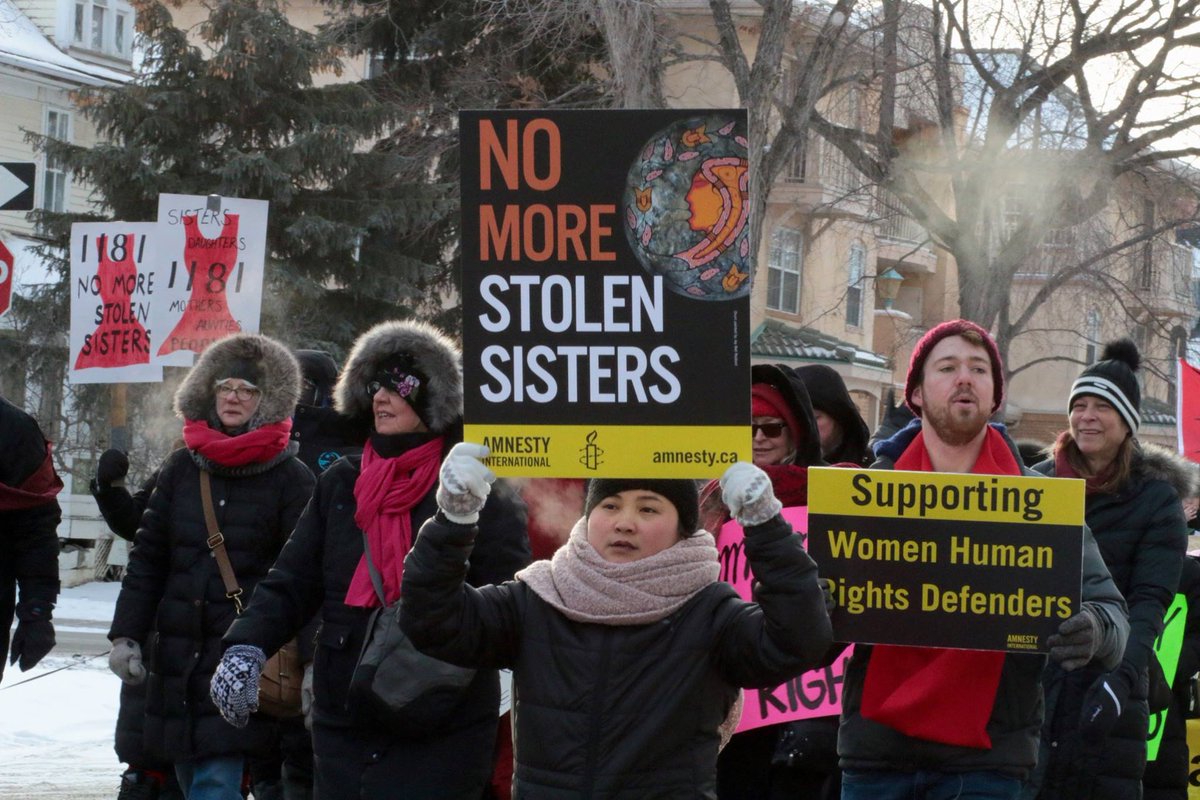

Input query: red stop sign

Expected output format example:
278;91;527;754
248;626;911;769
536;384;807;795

0;239;12;318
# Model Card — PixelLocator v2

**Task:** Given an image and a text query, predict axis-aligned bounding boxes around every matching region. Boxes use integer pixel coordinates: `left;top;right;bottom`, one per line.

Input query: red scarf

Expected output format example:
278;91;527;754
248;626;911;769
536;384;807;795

182;418;293;467
860;426;1017;749
344;437;444;608
0;442;63;511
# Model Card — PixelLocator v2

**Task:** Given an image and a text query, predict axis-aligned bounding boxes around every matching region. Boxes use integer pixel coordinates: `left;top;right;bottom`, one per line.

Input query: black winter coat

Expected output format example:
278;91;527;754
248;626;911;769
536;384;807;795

223;447;530;800
1025;444;1190;800
108;446;315;762
1143;555;1200;800
400;513;833;800
0;397;61;684
289;404;365;476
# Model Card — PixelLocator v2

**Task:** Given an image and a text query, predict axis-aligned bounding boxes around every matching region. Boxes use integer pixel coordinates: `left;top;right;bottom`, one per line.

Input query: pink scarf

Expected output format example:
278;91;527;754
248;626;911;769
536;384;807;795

343;437;444;607
182;418;292;467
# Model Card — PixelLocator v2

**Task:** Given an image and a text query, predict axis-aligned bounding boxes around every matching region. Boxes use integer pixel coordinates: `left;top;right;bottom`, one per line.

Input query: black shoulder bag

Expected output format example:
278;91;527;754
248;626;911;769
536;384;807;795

346;529;477;732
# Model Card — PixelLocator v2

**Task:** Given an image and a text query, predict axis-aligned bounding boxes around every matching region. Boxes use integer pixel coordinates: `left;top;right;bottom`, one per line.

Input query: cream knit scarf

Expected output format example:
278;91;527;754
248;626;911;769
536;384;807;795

516;517;720;624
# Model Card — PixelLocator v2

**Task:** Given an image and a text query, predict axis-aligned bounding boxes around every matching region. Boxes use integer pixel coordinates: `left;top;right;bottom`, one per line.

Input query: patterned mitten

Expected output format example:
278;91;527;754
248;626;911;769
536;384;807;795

209;644;266;728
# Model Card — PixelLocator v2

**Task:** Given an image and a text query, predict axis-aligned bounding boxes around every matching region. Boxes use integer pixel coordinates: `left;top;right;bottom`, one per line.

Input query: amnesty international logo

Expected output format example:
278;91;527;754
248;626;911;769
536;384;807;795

579;431;604;471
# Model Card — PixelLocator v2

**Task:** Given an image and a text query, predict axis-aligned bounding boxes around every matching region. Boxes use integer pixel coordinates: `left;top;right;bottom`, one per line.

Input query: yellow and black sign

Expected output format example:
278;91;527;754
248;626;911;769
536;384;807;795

459;109;754;478
807;467;1085;652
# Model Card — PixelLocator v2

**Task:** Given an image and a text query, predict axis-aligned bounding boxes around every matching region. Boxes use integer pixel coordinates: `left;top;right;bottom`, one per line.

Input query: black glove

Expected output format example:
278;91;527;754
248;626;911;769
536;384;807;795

1047;605;1103;671
1079;666;1134;744
820;578;836;613
96;448;130;488
9;601;55;671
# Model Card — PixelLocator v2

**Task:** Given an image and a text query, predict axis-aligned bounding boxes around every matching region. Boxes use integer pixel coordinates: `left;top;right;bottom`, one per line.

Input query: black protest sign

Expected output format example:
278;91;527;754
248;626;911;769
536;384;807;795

807;467;1085;652
460;109;752;478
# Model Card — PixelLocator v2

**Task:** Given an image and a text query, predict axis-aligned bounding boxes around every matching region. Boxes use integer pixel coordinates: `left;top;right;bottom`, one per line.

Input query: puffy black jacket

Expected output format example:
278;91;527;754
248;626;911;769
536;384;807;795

108;446;315;761
223;449;530;798
290;404;366;476
1026;444;1190;800
400;512;833;799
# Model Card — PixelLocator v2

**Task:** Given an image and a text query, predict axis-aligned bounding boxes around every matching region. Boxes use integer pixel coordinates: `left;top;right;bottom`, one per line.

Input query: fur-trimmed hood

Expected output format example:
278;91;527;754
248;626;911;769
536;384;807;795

1138;442;1199;501
174;334;301;427
334;320;462;435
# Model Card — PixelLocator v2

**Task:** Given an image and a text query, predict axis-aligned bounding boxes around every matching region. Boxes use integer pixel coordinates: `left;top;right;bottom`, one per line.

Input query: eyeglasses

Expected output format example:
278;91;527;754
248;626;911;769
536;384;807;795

751;422;786;438
215;384;260;401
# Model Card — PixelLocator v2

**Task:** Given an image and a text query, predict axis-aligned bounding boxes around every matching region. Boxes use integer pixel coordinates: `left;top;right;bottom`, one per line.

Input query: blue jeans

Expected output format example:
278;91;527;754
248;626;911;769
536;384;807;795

174;756;244;800
841;769;1021;800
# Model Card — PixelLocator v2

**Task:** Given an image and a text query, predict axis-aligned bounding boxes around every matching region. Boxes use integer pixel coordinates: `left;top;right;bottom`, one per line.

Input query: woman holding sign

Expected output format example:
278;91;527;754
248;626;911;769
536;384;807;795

210;320;530;800
1024;339;1193;800
698;363;840;800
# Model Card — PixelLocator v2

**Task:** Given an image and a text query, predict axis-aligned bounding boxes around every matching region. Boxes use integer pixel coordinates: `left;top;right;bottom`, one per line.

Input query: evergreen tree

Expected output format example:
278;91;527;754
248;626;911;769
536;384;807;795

319;0;608;330
35;0;457;349
24;0;458;472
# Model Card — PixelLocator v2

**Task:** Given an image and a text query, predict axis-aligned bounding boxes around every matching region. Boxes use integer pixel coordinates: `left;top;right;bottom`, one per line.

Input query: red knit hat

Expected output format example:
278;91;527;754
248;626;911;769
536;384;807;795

752;383;802;443
904;319;1004;416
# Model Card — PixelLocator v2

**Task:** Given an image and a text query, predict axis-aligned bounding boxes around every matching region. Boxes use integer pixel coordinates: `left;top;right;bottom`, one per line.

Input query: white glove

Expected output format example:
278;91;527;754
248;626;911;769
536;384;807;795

109;637;146;685
720;462;782;527
301;662;314;731
436;443;495;524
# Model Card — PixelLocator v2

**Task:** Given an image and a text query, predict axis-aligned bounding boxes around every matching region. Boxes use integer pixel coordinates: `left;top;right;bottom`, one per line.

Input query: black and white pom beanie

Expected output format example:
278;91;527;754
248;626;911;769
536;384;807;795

1069;338;1141;433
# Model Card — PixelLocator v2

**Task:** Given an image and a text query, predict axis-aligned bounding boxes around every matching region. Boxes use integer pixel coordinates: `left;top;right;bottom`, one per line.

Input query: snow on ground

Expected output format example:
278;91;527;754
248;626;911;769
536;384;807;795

54;579;122;622
0;582;122;799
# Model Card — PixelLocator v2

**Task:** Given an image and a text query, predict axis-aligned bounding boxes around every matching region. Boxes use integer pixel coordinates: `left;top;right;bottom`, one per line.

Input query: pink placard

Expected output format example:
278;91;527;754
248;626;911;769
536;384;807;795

716;505;851;732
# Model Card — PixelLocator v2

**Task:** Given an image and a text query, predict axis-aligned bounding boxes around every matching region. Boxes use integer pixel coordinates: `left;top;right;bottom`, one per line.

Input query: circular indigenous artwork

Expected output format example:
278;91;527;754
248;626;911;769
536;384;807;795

623;115;751;301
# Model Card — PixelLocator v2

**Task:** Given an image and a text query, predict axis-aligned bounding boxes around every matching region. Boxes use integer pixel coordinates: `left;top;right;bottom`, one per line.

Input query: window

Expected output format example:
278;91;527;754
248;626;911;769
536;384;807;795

766;228;803;314
73;0;134;57
41;110;70;213
1085;309;1100;364
846;242;865;327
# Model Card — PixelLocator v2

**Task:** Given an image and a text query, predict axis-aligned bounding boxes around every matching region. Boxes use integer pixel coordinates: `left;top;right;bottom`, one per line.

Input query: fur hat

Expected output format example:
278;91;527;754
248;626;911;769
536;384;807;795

1069;338;1141;433
174;334;301;426
584;478;701;536
905;319;1004;416
335;320;462;435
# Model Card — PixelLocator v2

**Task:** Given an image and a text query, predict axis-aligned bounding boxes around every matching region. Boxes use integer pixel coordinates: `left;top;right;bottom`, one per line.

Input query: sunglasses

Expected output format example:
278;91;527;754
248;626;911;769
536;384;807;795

751;422;786;438
366;372;422;400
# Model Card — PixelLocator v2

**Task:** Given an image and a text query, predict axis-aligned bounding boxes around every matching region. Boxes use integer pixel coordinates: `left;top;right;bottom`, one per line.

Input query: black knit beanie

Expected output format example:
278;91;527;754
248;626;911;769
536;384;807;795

1069;338;1141;433
584;478;700;536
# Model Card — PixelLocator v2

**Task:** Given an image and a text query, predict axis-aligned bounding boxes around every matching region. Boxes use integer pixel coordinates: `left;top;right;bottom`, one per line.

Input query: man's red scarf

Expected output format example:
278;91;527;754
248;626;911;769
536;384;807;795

0;442;63;511
344;437;444;608
183;418;293;467
860;426;1018;749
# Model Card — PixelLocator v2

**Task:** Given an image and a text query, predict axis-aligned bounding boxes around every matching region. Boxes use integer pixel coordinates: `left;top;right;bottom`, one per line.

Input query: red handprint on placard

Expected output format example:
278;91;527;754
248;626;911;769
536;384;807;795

75;233;151;369
157;214;242;356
